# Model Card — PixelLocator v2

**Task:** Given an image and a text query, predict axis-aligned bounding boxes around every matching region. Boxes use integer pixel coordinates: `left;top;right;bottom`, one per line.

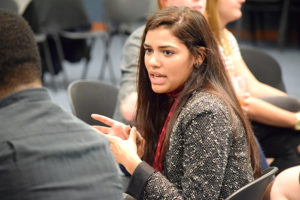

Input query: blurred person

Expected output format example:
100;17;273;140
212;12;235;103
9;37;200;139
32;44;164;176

93;6;261;199
0;10;122;200
206;0;300;173
270;165;300;200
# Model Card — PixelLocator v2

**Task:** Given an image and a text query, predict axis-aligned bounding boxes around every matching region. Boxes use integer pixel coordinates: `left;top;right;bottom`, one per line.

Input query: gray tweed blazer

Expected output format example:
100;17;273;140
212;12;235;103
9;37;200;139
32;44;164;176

126;91;254;200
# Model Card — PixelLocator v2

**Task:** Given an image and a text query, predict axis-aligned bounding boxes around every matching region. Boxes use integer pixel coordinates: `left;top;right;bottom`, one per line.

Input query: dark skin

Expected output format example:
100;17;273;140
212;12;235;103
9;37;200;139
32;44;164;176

0;79;42;99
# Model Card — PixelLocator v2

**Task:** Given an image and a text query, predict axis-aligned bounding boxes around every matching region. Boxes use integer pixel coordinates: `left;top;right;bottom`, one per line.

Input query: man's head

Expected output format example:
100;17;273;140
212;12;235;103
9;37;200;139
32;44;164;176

0;10;42;96
158;0;206;14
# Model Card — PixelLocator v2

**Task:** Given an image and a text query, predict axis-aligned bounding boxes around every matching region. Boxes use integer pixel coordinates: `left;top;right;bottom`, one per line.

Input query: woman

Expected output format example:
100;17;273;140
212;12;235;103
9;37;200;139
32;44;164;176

206;0;300;172
113;0;269;172
93;6;261;199
113;0;207;124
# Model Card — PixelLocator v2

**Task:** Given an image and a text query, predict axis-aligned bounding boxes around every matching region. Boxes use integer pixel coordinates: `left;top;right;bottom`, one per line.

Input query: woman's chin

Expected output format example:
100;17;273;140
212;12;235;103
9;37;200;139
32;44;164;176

151;85;168;94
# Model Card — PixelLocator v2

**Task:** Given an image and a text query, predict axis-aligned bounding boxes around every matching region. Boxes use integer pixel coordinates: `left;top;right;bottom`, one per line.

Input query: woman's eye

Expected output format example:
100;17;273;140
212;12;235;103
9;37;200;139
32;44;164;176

163;50;173;56
145;48;153;54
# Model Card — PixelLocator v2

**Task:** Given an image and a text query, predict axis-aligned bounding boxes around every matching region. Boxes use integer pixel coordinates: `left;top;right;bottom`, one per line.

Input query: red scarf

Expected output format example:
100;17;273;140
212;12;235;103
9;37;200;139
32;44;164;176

152;87;182;172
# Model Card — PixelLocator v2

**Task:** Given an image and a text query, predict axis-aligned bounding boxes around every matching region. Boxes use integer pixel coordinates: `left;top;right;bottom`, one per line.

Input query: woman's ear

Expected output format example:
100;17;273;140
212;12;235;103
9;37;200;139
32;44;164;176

194;47;206;68
194;58;202;69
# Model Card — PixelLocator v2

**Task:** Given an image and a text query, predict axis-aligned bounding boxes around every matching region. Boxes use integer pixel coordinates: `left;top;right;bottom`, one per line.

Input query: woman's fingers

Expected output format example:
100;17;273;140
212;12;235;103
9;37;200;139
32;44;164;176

133;128;145;158
136;129;144;142
91;114;127;128
91;114;116;127
98;131;119;143
92;125;131;140
92;125;111;134
91;115;131;140
241;92;250;113
125;125;131;133
129;127;137;143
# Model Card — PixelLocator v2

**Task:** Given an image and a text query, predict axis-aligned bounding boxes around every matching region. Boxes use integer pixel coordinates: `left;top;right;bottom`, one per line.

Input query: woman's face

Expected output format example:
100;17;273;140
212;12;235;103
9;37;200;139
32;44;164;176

162;0;207;14
218;0;245;26
144;27;195;94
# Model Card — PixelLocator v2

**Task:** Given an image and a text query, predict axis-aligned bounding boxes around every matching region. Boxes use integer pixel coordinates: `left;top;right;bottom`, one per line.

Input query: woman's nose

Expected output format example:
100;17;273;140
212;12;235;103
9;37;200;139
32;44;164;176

148;53;161;67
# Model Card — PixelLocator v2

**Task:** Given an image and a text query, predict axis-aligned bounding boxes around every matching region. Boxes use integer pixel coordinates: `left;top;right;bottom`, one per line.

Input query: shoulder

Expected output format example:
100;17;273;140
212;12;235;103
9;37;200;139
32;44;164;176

132;25;145;37
224;29;241;58
121;25;145;65
123;25;145;47
183;91;230;119
120;25;145;71
224;29;238;44
175;91;234;131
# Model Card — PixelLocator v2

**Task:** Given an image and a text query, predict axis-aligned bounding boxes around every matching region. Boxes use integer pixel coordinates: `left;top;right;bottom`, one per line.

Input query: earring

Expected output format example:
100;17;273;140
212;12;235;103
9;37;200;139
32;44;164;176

194;62;201;69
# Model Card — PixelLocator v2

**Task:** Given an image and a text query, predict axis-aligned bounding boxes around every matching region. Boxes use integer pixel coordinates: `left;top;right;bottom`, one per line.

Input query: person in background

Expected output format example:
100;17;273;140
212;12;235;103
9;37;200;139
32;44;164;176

206;0;300;173
93;6;261;199
0;10;122;200
269;165;300;200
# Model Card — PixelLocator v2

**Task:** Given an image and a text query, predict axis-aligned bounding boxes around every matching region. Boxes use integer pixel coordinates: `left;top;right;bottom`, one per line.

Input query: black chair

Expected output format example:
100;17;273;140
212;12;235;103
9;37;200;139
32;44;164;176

24;0;109;86
68;79;130;191
102;0;150;35
240;46;286;92
68;80;119;125
235;0;284;45
278;0;300;49
0;0;18;13
225;167;278;200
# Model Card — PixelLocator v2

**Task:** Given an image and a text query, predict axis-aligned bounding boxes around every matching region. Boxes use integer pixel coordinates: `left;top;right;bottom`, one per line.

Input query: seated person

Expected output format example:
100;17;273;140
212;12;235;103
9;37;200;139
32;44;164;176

113;0;270;171
0;10;122;200
113;0;207;124
270;165;300;200
93;6;262;199
206;0;300;173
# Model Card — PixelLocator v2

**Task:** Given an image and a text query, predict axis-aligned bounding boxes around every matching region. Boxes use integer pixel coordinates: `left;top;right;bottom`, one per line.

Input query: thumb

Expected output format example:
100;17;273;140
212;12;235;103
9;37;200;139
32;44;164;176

125;125;131;134
129;127;137;143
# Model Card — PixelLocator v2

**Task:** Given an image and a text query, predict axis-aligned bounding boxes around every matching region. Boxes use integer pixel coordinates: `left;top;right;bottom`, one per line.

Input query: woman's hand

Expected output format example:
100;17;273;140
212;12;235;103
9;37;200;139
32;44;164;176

91;114;145;158
121;92;137;122
91;114;131;140
100;127;142;174
240;92;250;113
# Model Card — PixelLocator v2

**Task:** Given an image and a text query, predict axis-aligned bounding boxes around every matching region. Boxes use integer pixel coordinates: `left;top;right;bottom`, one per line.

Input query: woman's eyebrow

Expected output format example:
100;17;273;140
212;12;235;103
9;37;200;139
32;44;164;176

143;43;177;49
158;45;177;49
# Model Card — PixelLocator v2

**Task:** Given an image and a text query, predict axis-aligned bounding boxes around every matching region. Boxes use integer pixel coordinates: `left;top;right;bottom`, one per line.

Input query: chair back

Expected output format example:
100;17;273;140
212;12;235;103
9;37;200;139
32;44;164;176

103;0;150;34
28;0;90;33
23;0;96;85
103;0;149;24
240;47;286;92
0;0;18;13
225;167;278;200
68;80;119;125
242;0;283;11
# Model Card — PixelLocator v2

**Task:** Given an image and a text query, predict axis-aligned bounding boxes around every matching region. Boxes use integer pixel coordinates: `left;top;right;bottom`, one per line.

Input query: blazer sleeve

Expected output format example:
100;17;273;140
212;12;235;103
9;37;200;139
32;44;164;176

127;107;234;199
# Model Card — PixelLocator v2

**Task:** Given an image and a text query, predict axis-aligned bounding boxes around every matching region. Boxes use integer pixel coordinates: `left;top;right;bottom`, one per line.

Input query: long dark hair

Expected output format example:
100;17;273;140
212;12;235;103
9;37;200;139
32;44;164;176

135;6;261;178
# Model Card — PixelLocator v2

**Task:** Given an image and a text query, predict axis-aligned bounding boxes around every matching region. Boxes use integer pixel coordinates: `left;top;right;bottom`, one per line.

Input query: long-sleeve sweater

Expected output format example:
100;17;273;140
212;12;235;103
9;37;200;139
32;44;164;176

126;91;254;200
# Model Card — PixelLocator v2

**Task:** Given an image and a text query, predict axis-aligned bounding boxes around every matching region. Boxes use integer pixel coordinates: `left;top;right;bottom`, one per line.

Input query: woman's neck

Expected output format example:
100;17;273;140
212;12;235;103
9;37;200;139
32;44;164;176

219;19;227;31
167;85;184;98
